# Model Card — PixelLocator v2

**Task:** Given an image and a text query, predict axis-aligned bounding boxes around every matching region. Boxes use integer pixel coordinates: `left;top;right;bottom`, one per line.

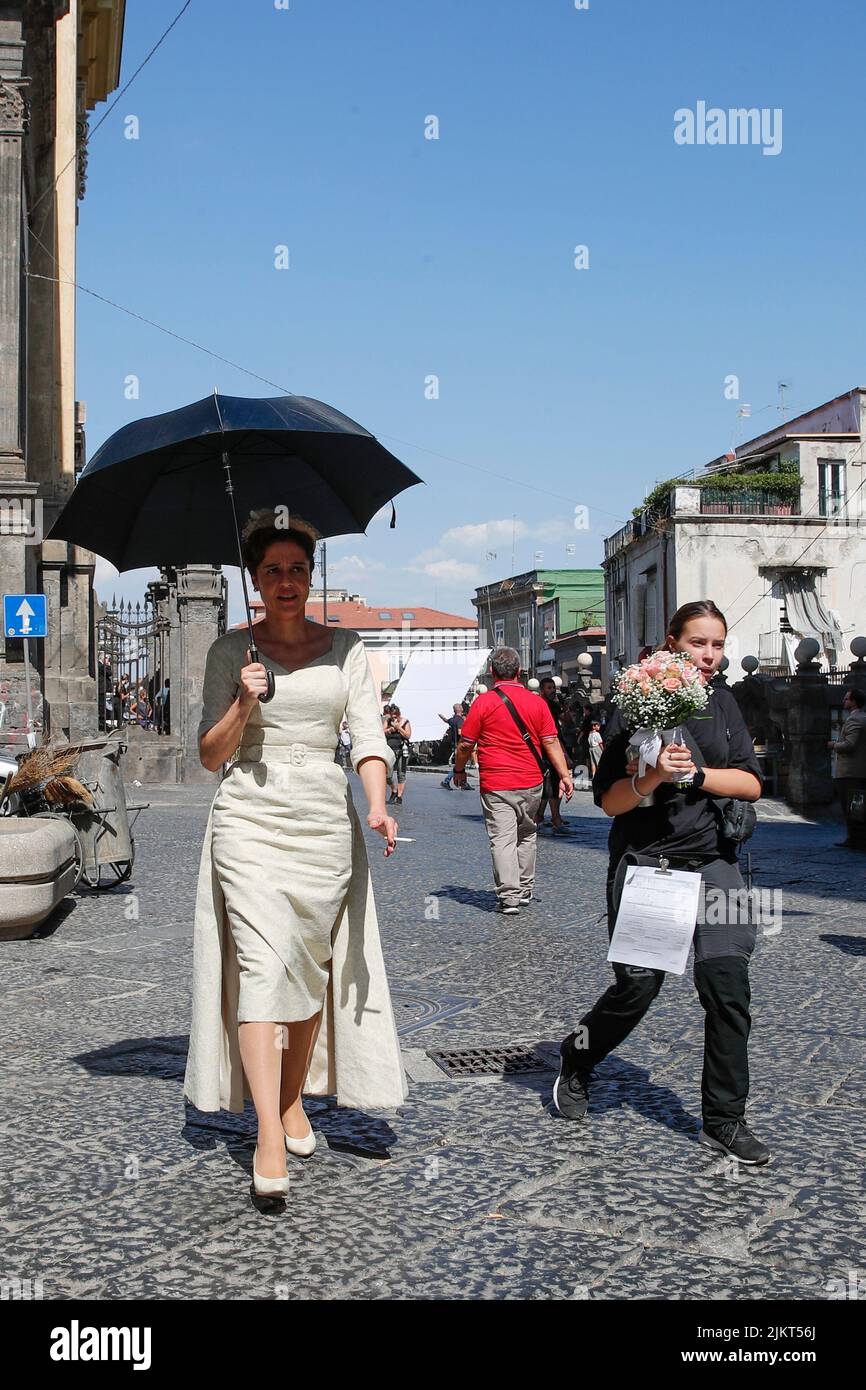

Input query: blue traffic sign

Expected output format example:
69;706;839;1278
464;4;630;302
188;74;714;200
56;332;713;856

4;593;47;638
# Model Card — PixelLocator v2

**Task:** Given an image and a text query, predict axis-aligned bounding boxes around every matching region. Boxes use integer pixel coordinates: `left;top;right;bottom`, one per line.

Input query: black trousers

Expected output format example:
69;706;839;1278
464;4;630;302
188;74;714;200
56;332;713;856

574;852;755;1129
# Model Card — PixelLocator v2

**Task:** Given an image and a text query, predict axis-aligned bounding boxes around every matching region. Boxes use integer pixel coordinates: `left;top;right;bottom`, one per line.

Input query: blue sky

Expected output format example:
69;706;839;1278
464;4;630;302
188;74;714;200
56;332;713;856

77;0;866;624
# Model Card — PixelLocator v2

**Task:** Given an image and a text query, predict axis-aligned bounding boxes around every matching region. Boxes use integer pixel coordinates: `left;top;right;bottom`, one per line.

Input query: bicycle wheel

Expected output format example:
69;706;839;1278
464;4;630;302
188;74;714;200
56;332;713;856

33;812;86;889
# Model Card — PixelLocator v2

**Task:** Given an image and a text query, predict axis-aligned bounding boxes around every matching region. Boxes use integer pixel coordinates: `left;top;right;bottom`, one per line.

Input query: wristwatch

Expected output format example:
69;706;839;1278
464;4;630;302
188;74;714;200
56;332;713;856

692;767;706;789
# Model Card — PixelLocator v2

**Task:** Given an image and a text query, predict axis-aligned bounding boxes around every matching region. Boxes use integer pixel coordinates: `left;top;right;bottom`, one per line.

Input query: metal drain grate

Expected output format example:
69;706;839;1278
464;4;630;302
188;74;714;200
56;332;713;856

427;1045;549;1078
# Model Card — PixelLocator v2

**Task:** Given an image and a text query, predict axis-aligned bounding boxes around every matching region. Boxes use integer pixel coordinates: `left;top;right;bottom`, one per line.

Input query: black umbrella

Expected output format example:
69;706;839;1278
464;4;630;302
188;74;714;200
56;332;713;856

47;391;423;701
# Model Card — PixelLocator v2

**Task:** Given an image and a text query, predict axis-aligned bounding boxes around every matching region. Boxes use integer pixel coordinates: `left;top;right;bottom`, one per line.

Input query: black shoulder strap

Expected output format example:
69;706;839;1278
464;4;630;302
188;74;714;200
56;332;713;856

492;687;548;776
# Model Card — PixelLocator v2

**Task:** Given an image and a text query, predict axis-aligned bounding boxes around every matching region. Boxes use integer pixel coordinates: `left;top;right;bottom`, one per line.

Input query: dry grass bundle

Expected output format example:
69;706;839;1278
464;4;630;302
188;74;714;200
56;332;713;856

8;742;80;794
42;775;93;807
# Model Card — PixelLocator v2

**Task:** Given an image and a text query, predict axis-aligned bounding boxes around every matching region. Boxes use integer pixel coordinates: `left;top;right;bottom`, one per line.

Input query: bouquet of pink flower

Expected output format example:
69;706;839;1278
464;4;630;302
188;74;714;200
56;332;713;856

611;650;711;790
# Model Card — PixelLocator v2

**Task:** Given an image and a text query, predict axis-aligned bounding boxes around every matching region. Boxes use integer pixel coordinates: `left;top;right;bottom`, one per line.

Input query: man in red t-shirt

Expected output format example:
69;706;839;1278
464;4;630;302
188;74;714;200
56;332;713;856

453;648;573;914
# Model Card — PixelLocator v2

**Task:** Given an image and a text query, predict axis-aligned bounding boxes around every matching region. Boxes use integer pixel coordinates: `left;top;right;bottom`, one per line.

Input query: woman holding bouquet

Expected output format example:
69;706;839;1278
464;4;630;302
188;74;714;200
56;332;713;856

553;600;769;1165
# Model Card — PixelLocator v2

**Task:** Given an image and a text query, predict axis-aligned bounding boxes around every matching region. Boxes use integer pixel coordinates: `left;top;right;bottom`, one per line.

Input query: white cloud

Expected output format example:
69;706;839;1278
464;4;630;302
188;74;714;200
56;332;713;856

409;558;484;587
435;516;577;557
439;519;528;552
324;553;385;579
413;546;446;565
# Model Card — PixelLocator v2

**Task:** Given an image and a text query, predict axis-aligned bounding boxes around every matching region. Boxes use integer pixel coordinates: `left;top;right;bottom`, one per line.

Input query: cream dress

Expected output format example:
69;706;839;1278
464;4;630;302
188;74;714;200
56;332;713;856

182;626;408;1114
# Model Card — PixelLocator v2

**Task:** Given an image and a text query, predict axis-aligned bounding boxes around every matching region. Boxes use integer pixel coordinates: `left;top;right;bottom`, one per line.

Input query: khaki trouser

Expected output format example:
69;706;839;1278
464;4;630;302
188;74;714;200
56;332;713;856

480;783;544;907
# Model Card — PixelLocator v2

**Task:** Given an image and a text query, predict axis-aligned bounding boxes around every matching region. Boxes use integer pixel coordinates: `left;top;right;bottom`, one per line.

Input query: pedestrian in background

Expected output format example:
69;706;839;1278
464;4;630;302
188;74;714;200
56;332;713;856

536;676;568;832
155;677;171;735
384;705;412;805
439;702;467;789
135;683;151;729
559;706;580;771
336;718;353;768
451;648;573;914
829;687;866;850
588;720;604;773
116;676;130;724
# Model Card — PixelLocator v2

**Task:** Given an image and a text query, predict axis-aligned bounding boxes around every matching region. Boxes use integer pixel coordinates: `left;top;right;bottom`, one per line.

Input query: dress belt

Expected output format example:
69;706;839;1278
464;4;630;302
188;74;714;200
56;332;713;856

233;742;336;766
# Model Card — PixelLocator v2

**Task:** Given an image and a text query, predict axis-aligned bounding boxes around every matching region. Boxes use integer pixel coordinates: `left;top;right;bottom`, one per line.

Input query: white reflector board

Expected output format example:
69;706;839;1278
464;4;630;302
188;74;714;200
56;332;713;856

390;648;491;741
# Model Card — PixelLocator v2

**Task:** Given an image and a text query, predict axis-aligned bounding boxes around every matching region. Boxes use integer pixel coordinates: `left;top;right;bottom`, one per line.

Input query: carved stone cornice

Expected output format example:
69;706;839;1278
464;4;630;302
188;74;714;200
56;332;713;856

0;78;28;137
76;86;88;201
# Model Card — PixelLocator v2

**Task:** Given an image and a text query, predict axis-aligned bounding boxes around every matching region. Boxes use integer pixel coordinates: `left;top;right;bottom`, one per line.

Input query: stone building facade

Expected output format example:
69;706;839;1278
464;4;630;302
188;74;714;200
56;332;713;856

472;568;605;678
0;1;125;754
603;387;866;677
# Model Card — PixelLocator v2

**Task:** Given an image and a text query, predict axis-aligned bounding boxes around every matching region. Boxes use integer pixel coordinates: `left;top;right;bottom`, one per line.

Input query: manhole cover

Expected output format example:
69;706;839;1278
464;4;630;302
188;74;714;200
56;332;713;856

427;1045;549;1078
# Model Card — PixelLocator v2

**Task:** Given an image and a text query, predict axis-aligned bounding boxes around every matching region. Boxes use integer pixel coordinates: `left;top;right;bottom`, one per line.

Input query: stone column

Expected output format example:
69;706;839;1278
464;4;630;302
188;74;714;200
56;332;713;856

0;57;25;469
784;646;832;808
176;564;226;784
0;42;41;753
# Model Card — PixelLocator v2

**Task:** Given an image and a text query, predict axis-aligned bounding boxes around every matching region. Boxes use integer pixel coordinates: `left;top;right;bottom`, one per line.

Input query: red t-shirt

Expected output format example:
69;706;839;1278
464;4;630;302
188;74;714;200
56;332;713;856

460;682;557;792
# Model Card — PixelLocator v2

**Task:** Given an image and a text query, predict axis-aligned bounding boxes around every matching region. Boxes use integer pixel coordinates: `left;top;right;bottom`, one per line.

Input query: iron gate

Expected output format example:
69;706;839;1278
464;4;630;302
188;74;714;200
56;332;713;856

96;597;172;735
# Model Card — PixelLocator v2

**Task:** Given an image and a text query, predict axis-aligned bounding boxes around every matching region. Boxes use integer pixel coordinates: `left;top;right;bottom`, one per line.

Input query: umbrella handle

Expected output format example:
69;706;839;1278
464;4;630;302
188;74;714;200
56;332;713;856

248;645;276;703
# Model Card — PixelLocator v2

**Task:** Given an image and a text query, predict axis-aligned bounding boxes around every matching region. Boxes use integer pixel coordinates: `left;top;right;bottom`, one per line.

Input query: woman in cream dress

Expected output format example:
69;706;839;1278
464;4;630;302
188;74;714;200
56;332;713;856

183;511;408;1198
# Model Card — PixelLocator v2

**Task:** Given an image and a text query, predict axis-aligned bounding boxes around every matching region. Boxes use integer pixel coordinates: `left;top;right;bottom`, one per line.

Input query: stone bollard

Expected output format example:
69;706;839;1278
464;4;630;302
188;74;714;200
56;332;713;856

847;635;866;684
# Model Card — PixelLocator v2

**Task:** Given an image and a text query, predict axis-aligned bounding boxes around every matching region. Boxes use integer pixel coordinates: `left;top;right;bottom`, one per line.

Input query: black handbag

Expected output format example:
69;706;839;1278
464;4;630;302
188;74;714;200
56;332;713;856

712;796;757;844
682;717;757;846
492;687;551;782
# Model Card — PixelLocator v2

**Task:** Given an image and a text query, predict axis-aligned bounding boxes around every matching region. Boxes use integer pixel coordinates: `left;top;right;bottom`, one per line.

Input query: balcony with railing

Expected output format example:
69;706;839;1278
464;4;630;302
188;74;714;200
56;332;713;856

605;474;804;558
699;486;800;516
603;519;637;561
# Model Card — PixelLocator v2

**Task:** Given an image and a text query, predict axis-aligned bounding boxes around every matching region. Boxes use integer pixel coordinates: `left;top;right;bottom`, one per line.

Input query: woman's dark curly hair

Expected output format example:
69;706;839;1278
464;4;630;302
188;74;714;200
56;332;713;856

241;509;319;581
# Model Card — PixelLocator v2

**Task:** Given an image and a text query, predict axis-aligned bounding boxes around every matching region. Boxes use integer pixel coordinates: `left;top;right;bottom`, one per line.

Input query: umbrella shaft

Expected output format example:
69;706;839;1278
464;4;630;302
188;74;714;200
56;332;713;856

222;451;259;659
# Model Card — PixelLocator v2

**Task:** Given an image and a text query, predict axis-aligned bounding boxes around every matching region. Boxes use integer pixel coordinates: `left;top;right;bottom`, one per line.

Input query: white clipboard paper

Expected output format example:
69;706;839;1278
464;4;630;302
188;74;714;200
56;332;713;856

607;863;702;975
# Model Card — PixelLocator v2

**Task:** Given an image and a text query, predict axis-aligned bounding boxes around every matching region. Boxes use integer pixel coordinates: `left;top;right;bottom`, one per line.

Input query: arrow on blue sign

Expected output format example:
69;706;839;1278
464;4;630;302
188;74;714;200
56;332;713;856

4;593;47;638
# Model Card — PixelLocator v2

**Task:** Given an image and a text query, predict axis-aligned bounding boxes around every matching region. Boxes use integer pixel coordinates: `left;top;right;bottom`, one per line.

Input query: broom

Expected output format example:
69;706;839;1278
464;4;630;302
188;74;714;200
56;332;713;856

7;742;94;805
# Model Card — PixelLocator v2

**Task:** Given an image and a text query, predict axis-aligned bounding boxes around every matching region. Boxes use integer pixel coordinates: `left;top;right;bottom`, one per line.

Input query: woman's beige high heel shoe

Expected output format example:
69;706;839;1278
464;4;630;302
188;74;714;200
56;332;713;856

253;1148;289;1197
283;1121;316;1157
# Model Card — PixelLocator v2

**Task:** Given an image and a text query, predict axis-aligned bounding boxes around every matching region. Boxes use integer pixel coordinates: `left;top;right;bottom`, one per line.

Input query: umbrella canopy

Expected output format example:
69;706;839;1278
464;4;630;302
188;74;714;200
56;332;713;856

46;392;423;570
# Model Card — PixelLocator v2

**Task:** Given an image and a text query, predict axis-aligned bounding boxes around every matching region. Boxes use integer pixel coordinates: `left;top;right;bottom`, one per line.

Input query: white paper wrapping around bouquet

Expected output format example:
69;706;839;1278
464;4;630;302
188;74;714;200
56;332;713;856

629;725;695;785
629;727;663;776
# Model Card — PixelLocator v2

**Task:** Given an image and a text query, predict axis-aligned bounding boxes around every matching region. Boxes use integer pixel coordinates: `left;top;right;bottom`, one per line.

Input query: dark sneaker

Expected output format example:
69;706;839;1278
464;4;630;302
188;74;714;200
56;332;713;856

440;779;453;789
699;1120;770;1166
497;902;520;916
552;1034;591;1119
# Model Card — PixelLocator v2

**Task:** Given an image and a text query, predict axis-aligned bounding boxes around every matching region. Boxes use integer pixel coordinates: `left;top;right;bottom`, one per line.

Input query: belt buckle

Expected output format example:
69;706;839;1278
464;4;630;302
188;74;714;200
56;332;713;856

289;742;307;766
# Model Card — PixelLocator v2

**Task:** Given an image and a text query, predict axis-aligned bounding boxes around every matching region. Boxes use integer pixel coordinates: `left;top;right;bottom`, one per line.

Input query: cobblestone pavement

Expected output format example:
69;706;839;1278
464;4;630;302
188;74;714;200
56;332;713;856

2;769;865;1301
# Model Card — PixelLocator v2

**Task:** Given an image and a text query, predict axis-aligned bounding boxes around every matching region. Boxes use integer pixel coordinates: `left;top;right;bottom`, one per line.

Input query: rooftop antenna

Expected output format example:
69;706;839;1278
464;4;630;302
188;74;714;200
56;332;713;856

777;380;791;422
